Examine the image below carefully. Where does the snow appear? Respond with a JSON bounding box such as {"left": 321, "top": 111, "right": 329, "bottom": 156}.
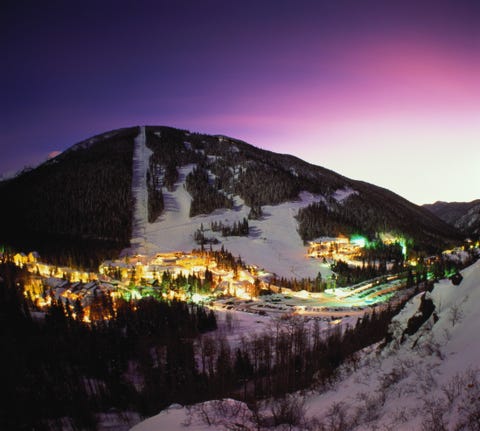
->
{"left": 133, "top": 161, "right": 331, "bottom": 279}
{"left": 332, "top": 187, "right": 358, "bottom": 203}
{"left": 218, "top": 192, "right": 333, "bottom": 279}
{"left": 143, "top": 164, "right": 195, "bottom": 252}
{"left": 122, "top": 153, "right": 383, "bottom": 280}
{"left": 125, "top": 126, "right": 153, "bottom": 255}
{"left": 300, "top": 259, "right": 480, "bottom": 430}
{"left": 131, "top": 405, "right": 195, "bottom": 431}
{"left": 69, "top": 131, "right": 120, "bottom": 152}
{"left": 131, "top": 400, "right": 254, "bottom": 431}
{"left": 132, "top": 260, "right": 480, "bottom": 431}
{"left": 203, "top": 308, "right": 274, "bottom": 353}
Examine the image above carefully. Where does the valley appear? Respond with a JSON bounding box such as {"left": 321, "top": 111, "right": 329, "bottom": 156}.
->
{"left": 0, "top": 126, "right": 477, "bottom": 431}
{"left": 4, "top": 0, "right": 479, "bottom": 428}
{"left": 7, "top": 230, "right": 473, "bottom": 325}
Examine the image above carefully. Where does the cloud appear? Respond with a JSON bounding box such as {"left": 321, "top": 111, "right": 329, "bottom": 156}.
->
{"left": 47, "top": 150, "right": 62, "bottom": 159}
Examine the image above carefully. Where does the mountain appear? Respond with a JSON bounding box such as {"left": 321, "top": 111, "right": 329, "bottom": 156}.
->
{"left": 455, "top": 203, "right": 480, "bottom": 237}
{"left": 0, "top": 126, "right": 462, "bottom": 273}
{"left": 423, "top": 200, "right": 480, "bottom": 238}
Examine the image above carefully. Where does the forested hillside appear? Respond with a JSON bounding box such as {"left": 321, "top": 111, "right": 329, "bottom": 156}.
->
{"left": 144, "top": 126, "right": 461, "bottom": 251}
{"left": 0, "top": 127, "right": 137, "bottom": 268}
{"left": 423, "top": 199, "right": 480, "bottom": 225}
{"left": 298, "top": 185, "right": 461, "bottom": 252}
{"left": 423, "top": 199, "right": 480, "bottom": 238}
{"left": 0, "top": 125, "right": 463, "bottom": 268}
{"left": 144, "top": 126, "right": 350, "bottom": 218}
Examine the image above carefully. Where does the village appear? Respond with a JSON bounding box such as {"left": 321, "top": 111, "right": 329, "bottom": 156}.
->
{"left": 3, "top": 235, "right": 475, "bottom": 323}
{"left": 7, "top": 249, "right": 262, "bottom": 321}
{"left": 306, "top": 233, "right": 408, "bottom": 264}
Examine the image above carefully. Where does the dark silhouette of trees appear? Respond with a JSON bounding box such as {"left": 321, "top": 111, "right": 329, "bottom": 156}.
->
{"left": 0, "top": 262, "right": 218, "bottom": 429}
{"left": 297, "top": 193, "right": 459, "bottom": 253}
{"left": 210, "top": 218, "right": 249, "bottom": 236}
{"left": 186, "top": 166, "right": 233, "bottom": 216}
{"left": 0, "top": 127, "right": 137, "bottom": 269}
{"left": 248, "top": 203, "right": 263, "bottom": 220}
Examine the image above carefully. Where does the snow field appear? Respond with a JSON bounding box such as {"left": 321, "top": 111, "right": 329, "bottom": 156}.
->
{"left": 127, "top": 126, "right": 153, "bottom": 256}
{"left": 142, "top": 171, "right": 332, "bottom": 279}
{"left": 301, "top": 260, "right": 480, "bottom": 430}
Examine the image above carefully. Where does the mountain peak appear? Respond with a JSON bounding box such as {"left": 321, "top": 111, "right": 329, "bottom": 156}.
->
{"left": 0, "top": 125, "right": 463, "bottom": 271}
{"left": 423, "top": 199, "right": 480, "bottom": 236}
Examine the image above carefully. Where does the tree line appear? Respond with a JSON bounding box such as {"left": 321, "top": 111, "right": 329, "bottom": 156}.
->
{"left": 297, "top": 194, "right": 459, "bottom": 253}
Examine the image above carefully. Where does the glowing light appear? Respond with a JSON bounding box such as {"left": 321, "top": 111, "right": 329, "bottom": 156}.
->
{"left": 130, "top": 289, "right": 142, "bottom": 300}
{"left": 295, "top": 305, "right": 306, "bottom": 314}
{"left": 294, "top": 290, "right": 310, "bottom": 299}
{"left": 191, "top": 293, "right": 206, "bottom": 303}
{"left": 350, "top": 235, "right": 367, "bottom": 248}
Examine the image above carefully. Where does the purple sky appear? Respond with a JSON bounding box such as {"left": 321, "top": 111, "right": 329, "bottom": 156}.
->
{"left": 2, "top": 0, "right": 479, "bottom": 204}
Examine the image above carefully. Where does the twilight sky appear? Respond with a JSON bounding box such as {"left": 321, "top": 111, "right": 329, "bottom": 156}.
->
{"left": 2, "top": 0, "right": 479, "bottom": 205}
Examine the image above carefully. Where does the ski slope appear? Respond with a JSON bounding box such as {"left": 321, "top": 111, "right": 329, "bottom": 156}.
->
{"left": 128, "top": 126, "right": 153, "bottom": 255}
{"left": 130, "top": 157, "right": 331, "bottom": 279}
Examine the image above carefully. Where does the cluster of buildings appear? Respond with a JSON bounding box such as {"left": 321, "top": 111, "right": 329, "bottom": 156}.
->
{"left": 99, "top": 252, "right": 257, "bottom": 299}
{"left": 11, "top": 251, "right": 96, "bottom": 282}
{"left": 99, "top": 252, "right": 212, "bottom": 282}
{"left": 307, "top": 233, "right": 409, "bottom": 265}
{"left": 38, "top": 278, "right": 119, "bottom": 321}
{"left": 10, "top": 250, "right": 261, "bottom": 321}
{"left": 307, "top": 236, "right": 365, "bottom": 263}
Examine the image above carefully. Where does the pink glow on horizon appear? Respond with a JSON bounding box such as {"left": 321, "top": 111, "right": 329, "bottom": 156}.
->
{"left": 228, "top": 37, "right": 480, "bottom": 118}
{"left": 3, "top": 1, "right": 479, "bottom": 205}
{"left": 169, "top": 34, "right": 480, "bottom": 205}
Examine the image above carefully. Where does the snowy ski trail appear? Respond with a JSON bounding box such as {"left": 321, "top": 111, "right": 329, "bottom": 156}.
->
{"left": 128, "top": 126, "right": 152, "bottom": 255}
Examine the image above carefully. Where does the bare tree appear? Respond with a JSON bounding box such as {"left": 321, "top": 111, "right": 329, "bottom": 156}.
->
{"left": 325, "top": 401, "right": 349, "bottom": 431}
{"left": 189, "top": 399, "right": 254, "bottom": 430}
{"left": 199, "top": 335, "right": 217, "bottom": 379}
{"left": 269, "top": 394, "right": 307, "bottom": 429}
{"left": 448, "top": 304, "right": 464, "bottom": 327}
{"left": 421, "top": 397, "right": 448, "bottom": 431}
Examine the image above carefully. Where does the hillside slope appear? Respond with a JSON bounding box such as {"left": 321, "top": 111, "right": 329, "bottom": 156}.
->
{"left": 131, "top": 259, "right": 480, "bottom": 431}
{"left": 424, "top": 199, "right": 480, "bottom": 238}
{"left": 0, "top": 127, "right": 138, "bottom": 267}
{"left": 455, "top": 202, "right": 480, "bottom": 237}
{"left": 300, "top": 258, "right": 480, "bottom": 430}
{"left": 133, "top": 126, "right": 461, "bottom": 270}
{"left": 0, "top": 126, "right": 462, "bottom": 271}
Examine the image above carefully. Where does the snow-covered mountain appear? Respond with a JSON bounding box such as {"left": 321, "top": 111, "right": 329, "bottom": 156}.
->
{"left": 424, "top": 200, "right": 480, "bottom": 238}
{"left": 455, "top": 203, "right": 480, "bottom": 237}
{"left": 132, "top": 259, "right": 480, "bottom": 431}
{"left": 0, "top": 126, "right": 462, "bottom": 273}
